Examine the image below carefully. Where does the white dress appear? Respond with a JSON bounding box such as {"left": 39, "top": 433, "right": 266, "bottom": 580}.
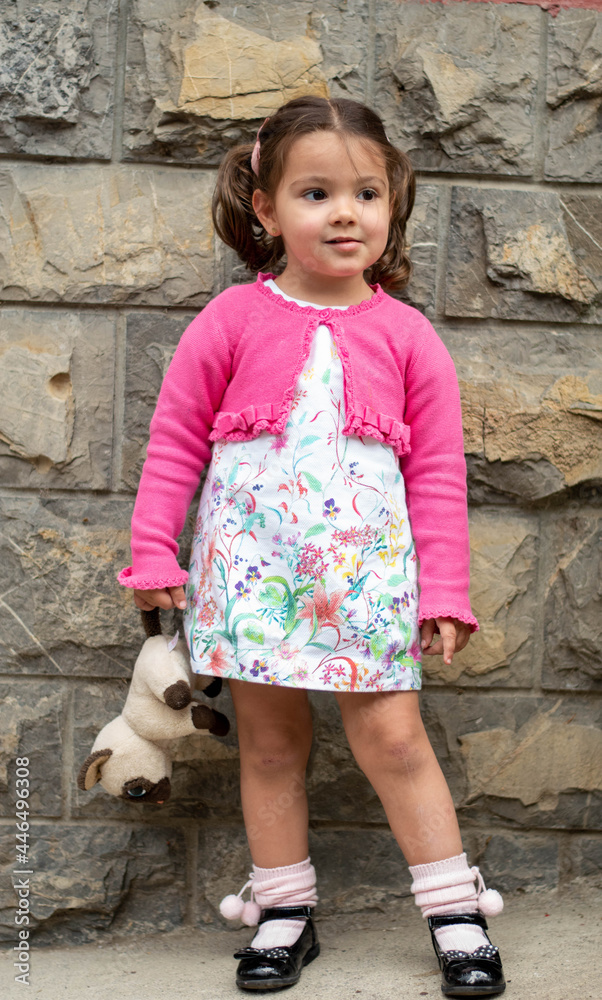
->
{"left": 183, "top": 281, "right": 421, "bottom": 692}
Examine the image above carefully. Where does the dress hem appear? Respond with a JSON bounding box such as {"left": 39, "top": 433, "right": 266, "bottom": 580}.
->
{"left": 189, "top": 663, "right": 422, "bottom": 694}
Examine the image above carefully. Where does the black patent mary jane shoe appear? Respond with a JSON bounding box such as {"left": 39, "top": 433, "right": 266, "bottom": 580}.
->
{"left": 428, "top": 913, "right": 506, "bottom": 997}
{"left": 234, "top": 905, "right": 320, "bottom": 991}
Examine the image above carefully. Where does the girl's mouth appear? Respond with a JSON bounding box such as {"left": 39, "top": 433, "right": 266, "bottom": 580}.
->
{"left": 326, "top": 237, "right": 362, "bottom": 250}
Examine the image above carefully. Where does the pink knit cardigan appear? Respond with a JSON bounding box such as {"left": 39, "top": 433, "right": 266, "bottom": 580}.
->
{"left": 118, "top": 273, "right": 479, "bottom": 632}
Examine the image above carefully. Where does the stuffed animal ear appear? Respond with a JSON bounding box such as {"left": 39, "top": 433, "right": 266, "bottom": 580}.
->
{"left": 77, "top": 748, "right": 113, "bottom": 791}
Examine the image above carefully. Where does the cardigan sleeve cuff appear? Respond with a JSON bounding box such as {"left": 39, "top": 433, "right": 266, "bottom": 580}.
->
{"left": 418, "top": 608, "right": 480, "bottom": 634}
{"left": 117, "top": 566, "right": 190, "bottom": 590}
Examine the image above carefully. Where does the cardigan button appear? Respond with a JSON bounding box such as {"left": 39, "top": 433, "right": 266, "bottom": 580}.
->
{"left": 319, "top": 309, "right": 333, "bottom": 321}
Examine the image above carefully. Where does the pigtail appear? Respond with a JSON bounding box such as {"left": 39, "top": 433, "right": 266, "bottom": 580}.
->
{"left": 212, "top": 144, "right": 284, "bottom": 272}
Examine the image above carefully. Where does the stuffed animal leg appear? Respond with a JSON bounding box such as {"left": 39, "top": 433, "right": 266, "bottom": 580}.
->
{"left": 77, "top": 609, "right": 229, "bottom": 804}
{"left": 125, "top": 633, "right": 228, "bottom": 741}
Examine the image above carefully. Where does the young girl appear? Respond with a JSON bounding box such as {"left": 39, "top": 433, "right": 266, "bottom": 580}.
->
{"left": 118, "top": 96, "right": 505, "bottom": 996}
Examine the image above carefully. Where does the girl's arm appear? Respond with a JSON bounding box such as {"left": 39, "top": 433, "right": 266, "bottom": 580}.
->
{"left": 118, "top": 303, "right": 231, "bottom": 592}
{"left": 399, "top": 321, "right": 479, "bottom": 636}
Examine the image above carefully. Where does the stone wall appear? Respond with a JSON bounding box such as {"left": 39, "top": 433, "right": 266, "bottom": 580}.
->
{"left": 1, "top": 0, "right": 601, "bottom": 945}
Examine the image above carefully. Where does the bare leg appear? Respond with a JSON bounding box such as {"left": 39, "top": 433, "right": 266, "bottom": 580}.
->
{"left": 334, "top": 690, "right": 463, "bottom": 865}
{"left": 334, "top": 690, "right": 503, "bottom": 975}
{"left": 230, "top": 679, "right": 313, "bottom": 867}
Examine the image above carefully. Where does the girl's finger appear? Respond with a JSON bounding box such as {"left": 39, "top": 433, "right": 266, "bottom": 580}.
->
{"left": 423, "top": 638, "right": 444, "bottom": 657}
{"left": 133, "top": 588, "right": 173, "bottom": 611}
{"left": 420, "top": 618, "right": 436, "bottom": 650}
{"left": 153, "top": 592, "right": 177, "bottom": 610}
{"left": 168, "top": 586, "right": 188, "bottom": 610}
{"left": 438, "top": 621, "right": 457, "bottom": 665}
{"left": 133, "top": 594, "right": 154, "bottom": 611}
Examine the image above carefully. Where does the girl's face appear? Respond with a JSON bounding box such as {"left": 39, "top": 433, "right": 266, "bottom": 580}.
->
{"left": 253, "top": 131, "right": 391, "bottom": 303}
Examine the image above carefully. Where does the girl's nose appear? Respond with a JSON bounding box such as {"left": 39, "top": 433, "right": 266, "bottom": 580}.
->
{"left": 329, "top": 197, "right": 357, "bottom": 225}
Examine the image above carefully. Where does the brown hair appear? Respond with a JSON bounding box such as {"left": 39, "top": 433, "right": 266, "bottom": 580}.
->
{"left": 212, "top": 96, "right": 415, "bottom": 291}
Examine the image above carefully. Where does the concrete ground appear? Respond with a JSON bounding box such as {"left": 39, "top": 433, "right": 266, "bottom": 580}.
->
{"left": 1, "top": 886, "right": 599, "bottom": 1000}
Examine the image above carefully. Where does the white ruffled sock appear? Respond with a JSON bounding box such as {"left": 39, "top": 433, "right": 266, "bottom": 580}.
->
{"left": 409, "top": 853, "right": 503, "bottom": 955}
{"left": 219, "top": 857, "right": 317, "bottom": 950}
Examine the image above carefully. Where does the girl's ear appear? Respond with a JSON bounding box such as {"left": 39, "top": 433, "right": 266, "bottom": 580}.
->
{"left": 252, "top": 189, "right": 279, "bottom": 237}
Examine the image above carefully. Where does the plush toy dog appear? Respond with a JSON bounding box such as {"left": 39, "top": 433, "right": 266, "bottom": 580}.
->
{"left": 77, "top": 608, "right": 229, "bottom": 804}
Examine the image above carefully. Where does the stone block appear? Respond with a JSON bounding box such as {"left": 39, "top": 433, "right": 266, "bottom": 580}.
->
{"left": 308, "top": 827, "right": 410, "bottom": 917}
{"left": 204, "top": 1, "right": 370, "bottom": 104}
{"left": 546, "top": 10, "right": 602, "bottom": 183}
{"left": 0, "top": 310, "right": 114, "bottom": 489}
{"left": 0, "top": 164, "right": 214, "bottom": 307}
{"left": 73, "top": 679, "right": 239, "bottom": 820}
{"left": 0, "top": 0, "right": 117, "bottom": 159}
{"left": 195, "top": 823, "right": 251, "bottom": 927}
{"left": 121, "top": 311, "right": 197, "bottom": 492}
{"left": 423, "top": 510, "right": 538, "bottom": 687}
{"left": 0, "top": 683, "right": 63, "bottom": 818}
{"left": 124, "top": 0, "right": 335, "bottom": 164}
{"left": 197, "top": 823, "right": 408, "bottom": 926}
{"left": 0, "top": 495, "right": 155, "bottom": 676}
{"left": 446, "top": 188, "right": 602, "bottom": 324}
{"left": 543, "top": 510, "right": 602, "bottom": 691}
{"left": 441, "top": 326, "right": 602, "bottom": 502}
{"left": 477, "top": 832, "right": 559, "bottom": 893}
{"left": 563, "top": 836, "right": 602, "bottom": 887}
{"left": 0, "top": 823, "right": 187, "bottom": 944}
{"left": 308, "top": 691, "right": 385, "bottom": 824}
{"left": 307, "top": 0, "right": 371, "bottom": 103}
{"left": 421, "top": 691, "right": 602, "bottom": 832}
{"left": 398, "top": 184, "right": 439, "bottom": 318}
{"left": 375, "top": 2, "right": 540, "bottom": 175}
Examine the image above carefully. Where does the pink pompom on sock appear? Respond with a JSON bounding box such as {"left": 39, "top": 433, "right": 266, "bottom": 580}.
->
{"left": 409, "top": 853, "right": 503, "bottom": 955}
{"left": 219, "top": 857, "right": 317, "bottom": 949}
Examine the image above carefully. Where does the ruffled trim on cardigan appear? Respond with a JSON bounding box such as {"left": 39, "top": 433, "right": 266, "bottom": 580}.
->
{"left": 418, "top": 609, "right": 480, "bottom": 634}
{"left": 346, "top": 405, "right": 411, "bottom": 458}
{"left": 255, "top": 272, "right": 385, "bottom": 316}
{"left": 209, "top": 403, "right": 283, "bottom": 442}
{"left": 117, "top": 566, "right": 189, "bottom": 590}
{"left": 210, "top": 401, "right": 412, "bottom": 458}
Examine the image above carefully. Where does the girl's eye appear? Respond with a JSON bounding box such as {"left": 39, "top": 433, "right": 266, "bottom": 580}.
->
{"left": 358, "top": 189, "right": 377, "bottom": 201}
{"left": 304, "top": 190, "right": 327, "bottom": 202}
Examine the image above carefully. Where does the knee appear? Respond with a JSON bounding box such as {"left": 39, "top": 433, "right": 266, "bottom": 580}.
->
{"left": 368, "top": 721, "right": 431, "bottom": 776}
{"left": 240, "top": 723, "right": 311, "bottom": 775}
{"left": 382, "top": 737, "right": 426, "bottom": 774}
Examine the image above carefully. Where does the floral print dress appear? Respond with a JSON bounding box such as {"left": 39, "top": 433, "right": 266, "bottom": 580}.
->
{"left": 184, "top": 281, "right": 421, "bottom": 692}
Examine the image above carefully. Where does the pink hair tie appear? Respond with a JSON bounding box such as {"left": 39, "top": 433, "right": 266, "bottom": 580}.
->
{"left": 250, "top": 117, "right": 269, "bottom": 176}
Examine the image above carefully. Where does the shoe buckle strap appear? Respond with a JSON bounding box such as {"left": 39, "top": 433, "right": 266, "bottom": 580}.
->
{"left": 259, "top": 904, "right": 312, "bottom": 923}
{"left": 428, "top": 912, "right": 489, "bottom": 931}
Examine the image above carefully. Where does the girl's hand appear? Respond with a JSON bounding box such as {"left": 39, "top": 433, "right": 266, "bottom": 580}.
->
{"left": 421, "top": 617, "right": 471, "bottom": 666}
{"left": 133, "top": 587, "right": 187, "bottom": 611}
